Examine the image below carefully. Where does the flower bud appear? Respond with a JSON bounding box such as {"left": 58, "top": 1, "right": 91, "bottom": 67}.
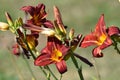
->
{"left": 69, "top": 28, "right": 74, "bottom": 40}
{"left": 54, "top": 6, "right": 66, "bottom": 34}
{"left": 12, "top": 43, "right": 20, "bottom": 56}
{"left": 41, "top": 28, "right": 55, "bottom": 36}
{"left": 5, "top": 12, "right": 13, "bottom": 26}
{"left": 0, "top": 22, "right": 9, "bottom": 31}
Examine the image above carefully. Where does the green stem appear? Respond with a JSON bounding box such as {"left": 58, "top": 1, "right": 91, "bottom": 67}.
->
{"left": 70, "top": 52, "right": 84, "bottom": 80}
{"left": 10, "top": 53, "right": 25, "bottom": 80}
{"left": 23, "top": 30, "right": 36, "bottom": 59}
{"left": 23, "top": 29, "right": 59, "bottom": 80}
{"left": 60, "top": 74, "right": 62, "bottom": 80}
{"left": 23, "top": 30, "right": 48, "bottom": 78}
{"left": 24, "top": 58, "right": 37, "bottom": 80}
{"left": 47, "top": 71, "right": 50, "bottom": 80}
{"left": 23, "top": 30, "right": 58, "bottom": 80}
{"left": 92, "top": 57, "right": 101, "bottom": 80}
{"left": 112, "top": 38, "right": 120, "bottom": 54}
{"left": 25, "top": 39, "right": 48, "bottom": 78}
{"left": 46, "top": 66, "right": 58, "bottom": 80}
{"left": 38, "top": 66, "right": 48, "bottom": 77}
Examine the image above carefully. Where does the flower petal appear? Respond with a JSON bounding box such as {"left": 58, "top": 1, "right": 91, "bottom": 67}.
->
{"left": 92, "top": 47, "right": 103, "bottom": 58}
{"left": 21, "top": 6, "right": 35, "bottom": 16}
{"left": 23, "top": 23, "right": 54, "bottom": 36}
{"left": 80, "top": 14, "right": 107, "bottom": 48}
{"left": 43, "top": 20, "right": 54, "bottom": 28}
{"left": 95, "top": 14, "right": 106, "bottom": 36}
{"left": 80, "top": 33, "right": 98, "bottom": 48}
{"left": 107, "top": 26, "right": 120, "bottom": 36}
{"left": 23, "top": 24, "right": 44, "bottom": 32}
{"left": 34, "top": 53, "right": 53, "bottom": 66}
{"left": 55, "top": 60, "right": 67, "bottom": 74}
{"left": 59, "top": 45, "right": 69, "bottom": 56}
{"left": 36, "top": 3, "right": 45, "bottom": 15}
{"left": 99, "top": 37, "right": 112, "bottom": 50}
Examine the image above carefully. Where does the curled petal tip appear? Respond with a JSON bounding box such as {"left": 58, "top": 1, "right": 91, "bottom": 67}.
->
{"left": 5, "top": 12, "right": 13, "bottom": 26}
{"left": 56, "top": 60, "right": 67, "bottom": 74}
{"left": 92, "top": 48, "right": 103, "bottom": 58}
{"left": 107, "top": 26, "right": 120, "bottom": 36}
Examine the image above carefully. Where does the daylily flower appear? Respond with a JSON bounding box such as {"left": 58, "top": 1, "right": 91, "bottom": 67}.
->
{"left": 80, "top": 14, "right": 112, "bottom": 57}
{"left": 34, "top": 37, "right": 69, "bottom": 74}
{"left": 21, "top": 3, "right": 53, "bottom": 28}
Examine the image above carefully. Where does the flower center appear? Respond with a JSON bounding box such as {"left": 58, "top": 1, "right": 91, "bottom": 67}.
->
{"left": 26, "top": 35, "right": 36, "bottom": 50}
{"left": 51, "top": 49, "right": 62, "bottom": 62}
{"left": 97, "top": 34, "right": 107, "bottom": 45}
{"left": 31, "top": 14, "right": 42, "bottom": 26}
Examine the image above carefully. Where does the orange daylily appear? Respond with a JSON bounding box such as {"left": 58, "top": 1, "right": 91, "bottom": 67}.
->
{"left": 80, "top": 14, "right": 112, "bottom": 57}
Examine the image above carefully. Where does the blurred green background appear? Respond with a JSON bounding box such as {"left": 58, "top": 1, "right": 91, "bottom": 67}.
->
{"left": 0, "top": 0, "right": 120, "bottom": 80}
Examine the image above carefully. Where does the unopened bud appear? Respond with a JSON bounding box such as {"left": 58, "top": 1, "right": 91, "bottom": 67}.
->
{"left": 69, "top": 28, "right": 74, "bottom": 40}
{"left": 41, "top": 28, "right": 55, "bottom": 36}
{"left": 5, "top": 12, "right": 13, "bottom": 26}
{"left": 12, "top": 43, "right": 20, "bottom": 56}
{"left": 18, "top": 17, "right": 23, "bottom": 25}
{"left": 0, "top": 22, "right": 9, "bottom": 31}
{"left": 54, "top": 6, "right": 66, "bottom": 34}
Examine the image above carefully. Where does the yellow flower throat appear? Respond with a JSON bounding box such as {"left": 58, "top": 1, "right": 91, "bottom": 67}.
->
{"left": 97, "top": 34, "right": 107, "bottom": 45}
{"left": 51, "top": 49, "right": 63, "bottom": 62}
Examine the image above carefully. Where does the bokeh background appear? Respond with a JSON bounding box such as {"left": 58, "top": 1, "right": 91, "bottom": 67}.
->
{"left": 0, "top": 0, "right": 120, "bottom": 80}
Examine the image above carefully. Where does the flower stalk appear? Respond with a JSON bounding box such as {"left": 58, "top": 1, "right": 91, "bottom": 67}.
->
{"left": 70, "top": 51, "right": 84, "bottom": 80}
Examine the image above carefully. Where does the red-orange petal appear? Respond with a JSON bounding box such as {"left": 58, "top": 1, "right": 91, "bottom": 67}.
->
{"left": 34, "top": 53, "right": 53, "bottom": 66}
{"left": 107, "top": 26, "right": 120, "bottom": 36}
{"left": 55, "top": 60, "right": 67, "bottom": 74}
{"left": 92, "top": 47, "right": 103, "bottom": 58}
{"left": 80, "top": 14, "right": 107, "bottom": 48}
{"left": 21, "top": 6, "right": 35, "bottom": 16}
{"left": 99, "top": 37, "right": 112, "bottom": 50}
{"left": 94, "top": 14, "right": 106, "bottom": 36}
{"left": 80, "top": 33, "right": 97, "bottom": 48}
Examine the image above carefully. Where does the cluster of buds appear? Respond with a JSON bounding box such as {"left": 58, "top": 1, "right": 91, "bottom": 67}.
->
{"left": 0, "top": 3, "right": 120, "bottom": 79}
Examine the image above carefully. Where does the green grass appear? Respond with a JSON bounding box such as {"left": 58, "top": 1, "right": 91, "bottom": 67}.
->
{"left": 0, "top": 0, "right": 120, "bottom": 80}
